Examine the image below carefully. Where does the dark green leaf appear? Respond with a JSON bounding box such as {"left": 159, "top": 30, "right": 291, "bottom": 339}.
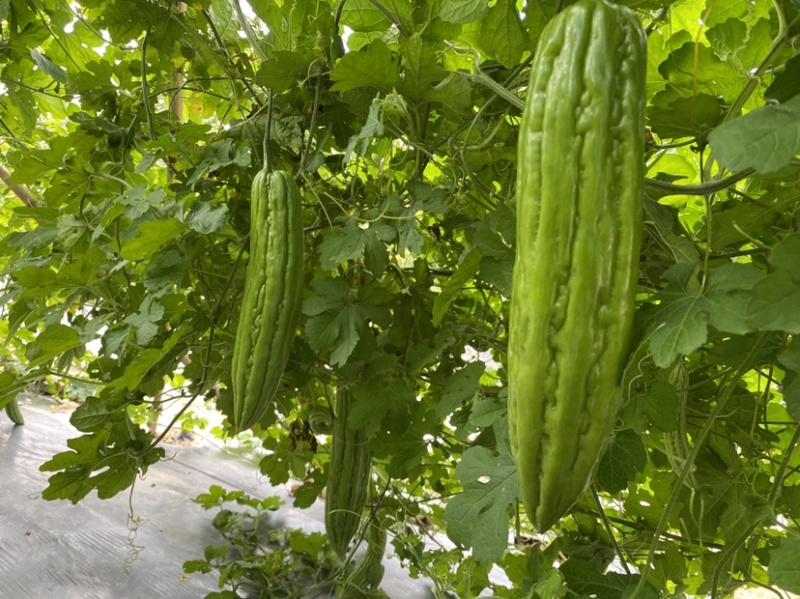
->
{"left": 433, "top": 248, "right": 482, "bottom": 326}
{"left": 765, "top": 54, "right": 800, "bottom": 102}
{"left": 647, "top": 94, "right": 722, "bottom": 140}
{"left": 596, "top": 430, "right": 648, "bottom": 494}
{"left": 709, "top": 95, "right": 800, "bottom": 174}
{"left": 649, "top": 263, "right": 762, "bottom": 367}
{"left": 436, "top": 361, "right": 485, "bottom": 418}
{"left": 769, "top": 537, "right": 800, "bottom": 591}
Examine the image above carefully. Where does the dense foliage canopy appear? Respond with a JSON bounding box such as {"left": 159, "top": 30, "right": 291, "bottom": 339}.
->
{"left": 2, "top": 0, "right": 800, "bottom": 597}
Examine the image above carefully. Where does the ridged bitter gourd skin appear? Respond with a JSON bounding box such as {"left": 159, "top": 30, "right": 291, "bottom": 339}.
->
{"left": 231, "top": 169, "right": 304, "bottom": 432}
{"left": 5, "top": 397, "right": 24, "bottom": 425}
{"left": 325, "top": 387, "right": 372, "bottom": 557}
{"left": 508, "top": 0, "right": 646, "bottom": 532}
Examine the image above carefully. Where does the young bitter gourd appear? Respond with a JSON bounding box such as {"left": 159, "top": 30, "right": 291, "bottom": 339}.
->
{"left": 325, "top": 386, "right": 372, "bottom": 557}
{"left": 231, "top": 169, "right": 304, "bottom": 432}
{"left": 5, "top": 397, "right": 24, "bottom": 425}
{"left": 508, "top": 0, "right": 646, "bottom": 532}
{"left": 337, "top": 517, "right": 387, "bottom": 599}
{"left": 308, "top": 404, "right": 335, "bottom": 435}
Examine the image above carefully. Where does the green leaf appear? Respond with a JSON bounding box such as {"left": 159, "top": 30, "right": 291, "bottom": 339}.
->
{"left": 330, "top": 40, "right": 400, "bottom": 93}
{"left": 475, "top": 218, "right": 514, "bottom": 295}
{"left": 303, "top": 278, "right": 390, "bottom": 366}
{"left": 708, "top": 95, "right": 800, "bottom": 174}
{"left": 747, "top": 235, "right": 800, "bottom": 333}
{"left": 596, "top": 430, "right": 647, "bottom": 494}
{"left": 748, "top": 271, "right": 800, "bottom": 333}
{"left": 350, "top": 366, "right": 416, "bottom": 438}
{"left": 649, "top": 263, "right": 763, "bottom": 367}
{"left": 436, "top": 361, "right": 485, "bottom": 418}
{"left": 642, "top": 380, "right": 680, "bottom": 433}
{"left": 30, "top": 50, "right": 67, "bottom": 83}
{"left": 70, "top": 395, "right": 124, "bottom": 432}
{"left": 433, "top": 247, "right": 482, "bottom": 326}
{"left": 372, "top": 422, "right": 430, "bottom": 478}
{"left": 706, "top": 192, "right": 780, "bottom": 251}
{"left": 779, "top": 339, "right": 800, "bottom": 420}
{"left": 344, "top": 95, "right": 385, "bottom": 161}
{"left": 186, "top": 138, "right": 250, "bottom": 184}
{"left": 467, "top": 396, "right": 506, "bottom": 429}
{"left": 187, "top": 202, "right": 229, "bottom": 235}
{"left": 444, "top": 445, "right": 518, "bottom": 563}
{"left": 319, "top": 218, "right": 395, "bottom": 274}
{"left": 480, "top": 0, "right": 525, "bottom": 68}
{"left": 255, "top": 51, "right": 314, "bottom": 92}
{"left": 107, "top": 328, "right": 184, "bottom": 392}
{"left": 119, "top": 218, "right": 185, "bottom": 261}
{"left": 765, "top": 54, "right": 800, "bottom": 103}
{"left": 339, "top": 0, "right": 392, "bottom": 31}
{"left": 123, "top": 295, "right": 164, "bottom": 345}
{"left": 769, "top": 538, "right": 800, "bottom": 593}
{"left": 439, "top": 0, "right": 487, "bottom": 24}
{"left": 560, "top": 560, "right": 652, "bottom": 599}
{"left": 647, "top": 94, "right": 722, "bottom": 140}
{"left": 426, "top": 72, "right": 473, "bottom": 114}
{"left": 399, "top": 34, "right": 446, "bottom": 102}
{"left": 39, "top": 422, "right": 164, "bottom": 503}
{"left": 25, "top": 323, "right": 82, "bottom": 367}
{"left": 657, "top": 42, "right": 742, "bottom": 102}
{"left": 768, "top": 234, "right": 800, "bottom": 271}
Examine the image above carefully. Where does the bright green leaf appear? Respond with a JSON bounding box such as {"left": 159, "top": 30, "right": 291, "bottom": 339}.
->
{"left": 119, "top": 218, "right": 185, "bottom": 262}
{"left": 439, "top": 0, "right": 487, "bottom": 24}
{"left": 480, "top": 0, "right": 525, "bottom": 68}
{"left": 30, "top": 50, "right": 67, "bottom": 83}
{"left": 330, "top": 40, "right": 400, "bottom": 93}
{"left": 444, "top": 445, "right": 518, "bottom": 563}
{"left": 25, "top": 323, "right": 82, "bottom": 367}
{"left": 339, "top": 0, "right": 392, "bottom": 31}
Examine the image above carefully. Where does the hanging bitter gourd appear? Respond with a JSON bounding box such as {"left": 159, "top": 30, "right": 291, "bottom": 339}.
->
{"left": 337, "top": 516, "right": 387, "bottom": 599}
{"left": 5, "top": 397, "right": 24, "bottom": 425}
{"left": 508, "top": 0, "right": 646, "bottom": 532}
{"left": 231, "top": 169, "right": 304, "bottom": 432}
{"left": 325, "top": 386, "right": 372, "bottom": 557}
{"left": 308, "top": 404, "right": 335, "bottom": 435}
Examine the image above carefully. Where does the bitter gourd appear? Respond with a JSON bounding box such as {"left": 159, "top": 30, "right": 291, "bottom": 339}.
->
{"left": 508, "top": 0, "right": 646, "bottom": 532}
{"left": 231, "top": 169, "right": 304, "bottom": 432}
{"left": 308, "top": 404, "right": 335, "bottom": 435}
{"left": 325, "top": 386, "right": 372, "bottom": 557}
{"left": 337, "top": 517, "right": 387, "bottom": 599}
{"left": 5, "top": 397, "right": 24, "bottom": 425}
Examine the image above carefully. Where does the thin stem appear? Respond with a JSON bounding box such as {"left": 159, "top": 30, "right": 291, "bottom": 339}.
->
{"left": 140, "top": 32, "right": 157, "bottom": 141}
{"left": 644, "top": 169, "right": 754, "bottom": 196}
{"left": 628, "top": 333, "right": 769, "bottom": 598}
{"left": 263, "top": 89, "right": 274, "bottom": 171}
{"left": 592, "top": 486, "right": 632, "bottom": 575}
